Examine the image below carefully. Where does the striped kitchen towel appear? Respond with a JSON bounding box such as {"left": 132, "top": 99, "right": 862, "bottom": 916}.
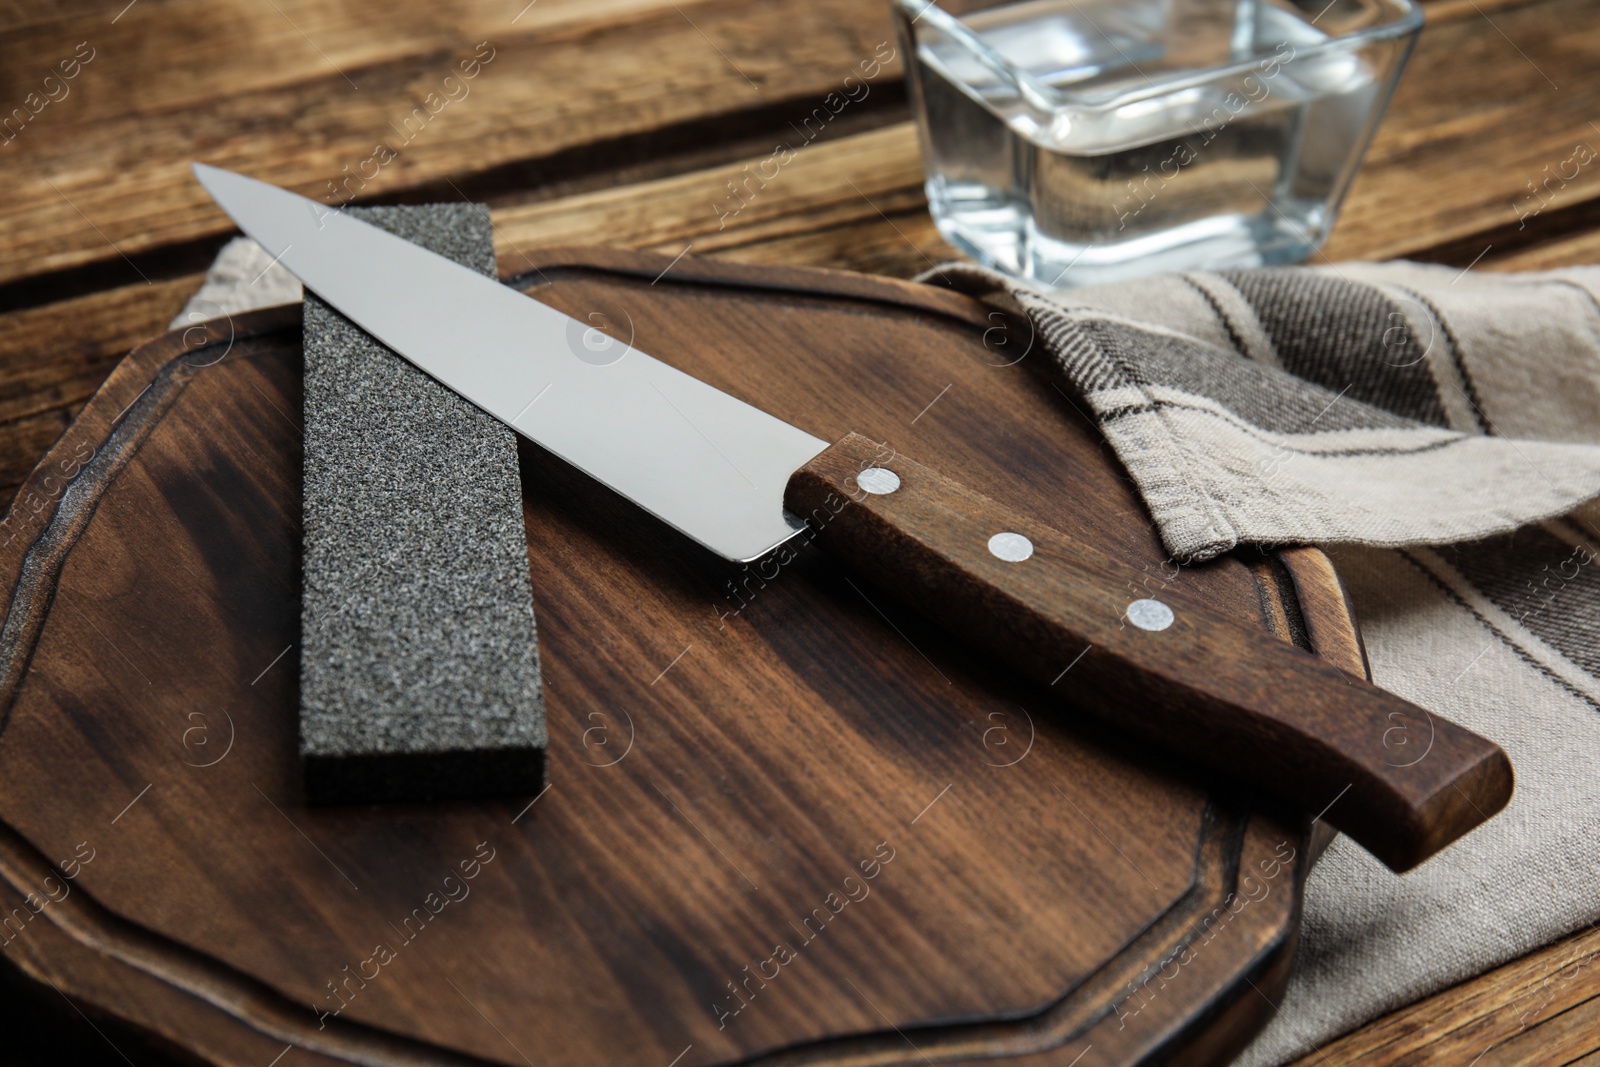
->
{"left": 926, "top": 260, "right": 1600, "bottom": 1066}
{"left": 932, "top": 260, "right": 1600, "bottom": 563}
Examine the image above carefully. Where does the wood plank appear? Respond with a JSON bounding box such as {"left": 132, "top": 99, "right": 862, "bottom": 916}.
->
{"left": 1324, "top": 0, "right": 1600, "bottom": 261}
{"left": 1289, "top": 925, "right": 1600, "bottom": 1066}
{"left": 1416, "top": 0, "right": 1560, "bottom": 23}
{"left": 1481, "top": 223, "right": 1600, "bottom": 272}
{"left": 1488, "top": 993, "right": 1600, "bottom": 1066}
{"left": 1, "top": 0, "right": 698, "bottom": 107}
{"left": 492, "top": 124, "right": 938, "bottom": 273}
{"left": 712, "top": 210, "right": 957, "bottom": 280}
{"left": 0, "top": 0, "right": 904, "bottom": 289}
{"left": 10, "top": 0, "right": 1598, "bottom": 300}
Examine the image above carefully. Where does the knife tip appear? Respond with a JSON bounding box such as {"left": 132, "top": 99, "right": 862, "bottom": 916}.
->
{"left": 192, "top": 162, "right": 253, "bottom": 200}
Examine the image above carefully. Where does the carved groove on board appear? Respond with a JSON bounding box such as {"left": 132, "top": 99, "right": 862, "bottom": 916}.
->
{"left": 504, "top": 247, "right": 999, "bottom": 331}
{"left": 0, "top": 325, "right": 285, "bottom": 736}
{"left": 0, "top": 305, "right": 1275, "bottom": 1067}
{"left": 0, "top": 818, "right": 494, "bottom": 1067}
{"left": 752, "top": 804, "right": 1256, "bottom": 1066}
{"left": 0, "top": 778, "right": 1251, "bottom": 1067}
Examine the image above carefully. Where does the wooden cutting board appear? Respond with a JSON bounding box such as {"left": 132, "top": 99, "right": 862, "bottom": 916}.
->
{"left": 0, "top": 249, "right": 1360, "bottom": 1067}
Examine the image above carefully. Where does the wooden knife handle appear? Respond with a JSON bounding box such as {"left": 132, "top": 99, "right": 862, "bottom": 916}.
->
{"left": 784, "top": 433, "right": 1514, "bottom": 872}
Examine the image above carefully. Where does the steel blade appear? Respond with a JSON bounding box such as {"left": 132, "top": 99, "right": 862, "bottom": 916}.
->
{"left": 193, "top": 164, "right": 827, "bottom": 562}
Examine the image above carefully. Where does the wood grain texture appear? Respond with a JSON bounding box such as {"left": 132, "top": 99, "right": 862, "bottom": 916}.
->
{"left": 0, "top": 0, "right": 906, "bottom": 288}
{"left": 0, "top": 250, "right": 1358, "bottom": 1067}
{"left": 1482, "top": 222, "right": 1600, "bottom": 273}
{"left": 0, "top": 0, "right": 1595, "bottom": 1059}
{"left": 1321, "top": 0, "right": 1600, "bottom": 262}
{"left": 1286, "top": 924, "right": 1600, "bottom": 1066}
{"left": 8, "top": 0, "right": 1600, "bottom": 298}
{"left": 490, "top": 125, "right": 935, "bottom": 275}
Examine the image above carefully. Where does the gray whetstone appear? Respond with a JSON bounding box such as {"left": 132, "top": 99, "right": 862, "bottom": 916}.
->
{"left": 300, "top": 204, "right": 546, "bottom": 804}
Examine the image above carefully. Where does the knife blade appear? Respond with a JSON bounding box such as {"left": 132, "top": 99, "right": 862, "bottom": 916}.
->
{"left": 193, "top": 163, "right": 1513, "bottom": 871}
{"left": 192, "top": 164, "right": 824, "bottom": 564}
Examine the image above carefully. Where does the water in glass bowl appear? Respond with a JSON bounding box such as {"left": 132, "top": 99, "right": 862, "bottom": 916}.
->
{"left": 902, "top": 0, "right": 1417, "bottom": 285}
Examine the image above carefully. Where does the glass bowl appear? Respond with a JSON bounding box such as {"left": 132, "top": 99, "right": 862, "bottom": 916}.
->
{"left": 894, "top": 0, "right": 1424, "bottom": 286}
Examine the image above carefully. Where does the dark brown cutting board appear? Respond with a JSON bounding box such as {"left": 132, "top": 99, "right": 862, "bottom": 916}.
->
{"left": 0, "top": 249, "right": 1361, "bottom": 1067}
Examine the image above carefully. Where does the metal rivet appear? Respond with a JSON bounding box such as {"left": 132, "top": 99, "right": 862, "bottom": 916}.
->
{"left": 1127, "top": 598, "right": 1175, "bottom": 632}
{"left": 987, "top": 531, "right": 1034, "bottom": 562}
{"left": 857, "top": 467, "right": 901, "bottom": 495}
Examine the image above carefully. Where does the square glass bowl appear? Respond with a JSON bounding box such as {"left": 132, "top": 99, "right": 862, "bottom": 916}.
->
{"left": 894, "top": 0, "right": 1423, "bottom": 286}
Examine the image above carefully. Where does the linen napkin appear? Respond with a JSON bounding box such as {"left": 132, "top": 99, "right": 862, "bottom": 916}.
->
{"left": 922, "top": 260, "right": 1600, "bottom": 1065}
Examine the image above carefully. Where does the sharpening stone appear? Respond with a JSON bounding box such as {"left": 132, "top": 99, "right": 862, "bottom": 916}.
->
{"left": 299, "top": 203, "right": 546, "bottom": 805}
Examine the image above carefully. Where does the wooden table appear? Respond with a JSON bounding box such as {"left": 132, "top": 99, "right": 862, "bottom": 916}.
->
{"left": 0, "top": 1, "right": 1596, "bottom": 1064}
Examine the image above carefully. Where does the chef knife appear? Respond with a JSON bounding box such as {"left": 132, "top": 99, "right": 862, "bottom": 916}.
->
{"left": 193, "top": 163, "right": 1513, "bottom": 872}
